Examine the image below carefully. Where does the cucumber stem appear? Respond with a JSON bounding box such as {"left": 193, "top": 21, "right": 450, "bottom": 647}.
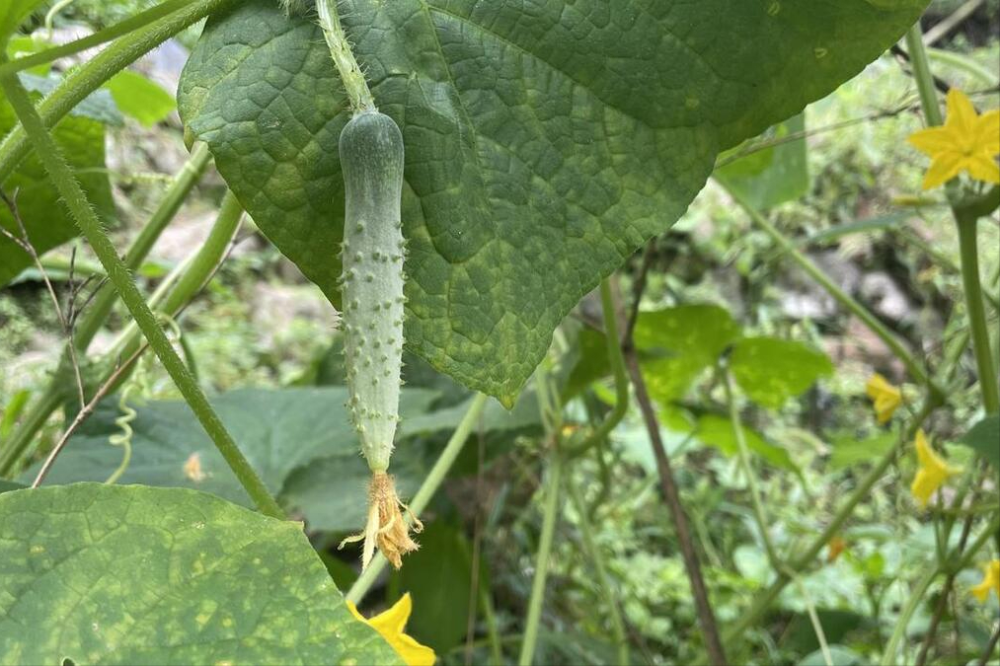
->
{"left": 316, "top": 0, "right": 375, "bottom": 114}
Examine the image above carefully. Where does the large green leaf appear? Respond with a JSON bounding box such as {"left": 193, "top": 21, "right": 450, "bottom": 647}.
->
{"left": 0, "top": 484, "right": 401, "bottom": 665}
{"left": 730, "top": 337, "right": 834, "bottom": 409}
{"left": 634, "top": 304, "right": 740, "bottom": 403}
{"left": 0, "top": 82, "right": 116, "bottom": 287}
{"left": 21, "top": 387, "right": 439, "bottom": 506}
{"left": 179, "top": 0, "right": 926, "bottom": 402}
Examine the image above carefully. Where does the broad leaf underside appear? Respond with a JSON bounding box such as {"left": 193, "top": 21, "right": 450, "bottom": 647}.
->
{"left": 179, "top": 0, "right": 926, "bottom": 403}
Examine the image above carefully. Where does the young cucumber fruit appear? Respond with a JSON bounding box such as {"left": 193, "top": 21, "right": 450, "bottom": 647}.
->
{"left": 340, "top": 110, "right": 406, "bottom": 474}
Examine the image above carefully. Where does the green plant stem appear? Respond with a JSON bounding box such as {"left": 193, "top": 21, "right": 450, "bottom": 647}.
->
{"left": 719, "top": 178, "right": 939, "bottom": 394}
{"left": 76, "top": 142, "right": 213, "bottom": 350}
{"left": 722, "top": 397, "right": 940, "bottom": 646}
{"left": 518, "top": 448, "right": 563, "bottom": 666}
{"left": 346, "top": 392, "right": 489, "bottom": 603}
{"left": 0, "top": 73, "right": 284, "bottom": 519}
{"left": 315, "top": 0, "right": 375, "bottom": 114}
{"left": 0, "top": 0, "right": 196, "bottom": 77}
{"left": 0, "top": 144, "right": 214, "bottom": 477}
{"left": 478, "top": 581, "right": 504, "bottom": 666}
{"left": 723, "top": 367, "right": 783, "bottom": 569}
{"left": 567, "top": 478, "right": 629, "bottom": 666}
{"left": 956, "top": 214, "right": 1000, "bottom": 413}
{"left": 0, "top": 0, "right": 237, "bottom": 185}
{"left": 905, "top": 26, "right": 944, "bottom": 127}
{"left": 566, "top": 279, "right": 629, "bottom": 459}
{"left": 905, "top": 22, "right": 1000, "bottom": 415}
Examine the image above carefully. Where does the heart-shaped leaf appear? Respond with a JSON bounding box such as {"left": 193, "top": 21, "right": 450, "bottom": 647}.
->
{"left": 179, "top": 0, "right": 926, "bottom": 402}
{"left": 0, "top": 483, "right": 401, "bottom": 665}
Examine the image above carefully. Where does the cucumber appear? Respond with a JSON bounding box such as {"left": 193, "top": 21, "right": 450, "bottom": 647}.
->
{"left": 340, "top": 111, "right": 406, "bottom": 474}
{"left": 338, "top": 110, "right": 419, "bottom": 570}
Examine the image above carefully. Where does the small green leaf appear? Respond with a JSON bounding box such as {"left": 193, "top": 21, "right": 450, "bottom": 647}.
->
{"left": 0, "top": 484, "right": 401, "bottom": 665}
{"left": 697, "top": 414, "right": 795, "bottom": 470}
{"left": 104, "top": 70, "right": 176, "bottom": 127}
{"left": 20, "top": 387, "right": 439, "bottom": 505}
{"left": 179, "top": 0, "right": 927, "bottom": 401}
{"left": 635, "top": 304, "right": 740, "bottom": 403}
{"left": 0, "top": 86, "right": 115, "bottom": 287}
{"left": 828, "top": 430, "right": 898, "bottom": 471}
{"left": 715, "top": 113, "right": 808, "bottom": 209}
{"left": 730, "top": 337, "right": 834, "bottom": 409}
{"left": 959, "top": 414, "right": 1000, "bottom": 473}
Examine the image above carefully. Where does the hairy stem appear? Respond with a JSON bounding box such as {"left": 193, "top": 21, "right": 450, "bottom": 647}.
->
{"left": 905, "top": 26, "right": 944, "bottom": 127}
{"left": 316, "top": 0, "right": 375, "bottom": 114}
{"left": 0, "top": 0, "right": 196, "bottom": 77}
{"left": 0, "top": 0, "right": 237, "bottom": 184}
{"left": 346, "top": 392, "right": 489, "bottom": 603}
{"left": 0, "top": 74, "right": 283, "bottom": 519}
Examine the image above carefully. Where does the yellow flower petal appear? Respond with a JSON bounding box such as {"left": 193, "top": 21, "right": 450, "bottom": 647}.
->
{"left": 964, "top": 154, "right": 1000, "bottom": 184}
{"left": 975, "top": 109, "right": 1000, "bottom": 154}
{"left": 908, "top": 89, "right": 999, "bottom": 189}
{"left": 910, "top": 429, "right": 960, "bottom": 509}
{"left": 908, "top": 126, "right": 955, "bottom": 155}
{"left": 971, "top": 560, "right": 1000, "bottom": 603}
{"left": 946, "top": 88, "right": 978, "bottom": 135}
{"left": 347, "top": 594, "right": 436, "bottom": 666}
{"left": 922, "top": 152, "right": 964, "bottom": 190}
{"left": 866, "top": 373, "right": 902, "bottom": 424}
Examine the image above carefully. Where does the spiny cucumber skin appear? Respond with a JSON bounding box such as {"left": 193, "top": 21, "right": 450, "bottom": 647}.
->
{"left": 339, "top": 111, "right": 405, "bottom": 473}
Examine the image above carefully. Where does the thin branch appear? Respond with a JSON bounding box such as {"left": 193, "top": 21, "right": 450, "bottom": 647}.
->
{"left": 0, "top": 188, "right": 86, "bottom": 408}
{"left": 624, "top": 241, "right": 657, "bottom": 346}
{"left": 924, "top": 0, "right": 985, "bottom": 46}
{"left": 978, "top": 624, "right": 1000, "bottom": 666}
{"left": 620, "top": 277, "right": 727, "bottom": 665}
{"left": 31, "top": 345, "right": 145, "bottom": 488}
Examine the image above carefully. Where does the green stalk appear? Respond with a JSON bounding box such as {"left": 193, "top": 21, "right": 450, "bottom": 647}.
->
{"left": 0, "top": 0, "right": 196, "bottom": 78}
{"left": 567, "top": 478, "right": 630, "bottom": 666}
{"left": 905, "top": 24, "right": 998, "bottom": 414}
{"left": 718, "top": 178, "right": 939, "bottom": 394}
{"left": 76, "top": 142, "right": 213, "bottom": 350}
{"left": 315, "top": 0, "right": 375, "bottom": 114}
{"left": 0, "top": 0, "right": 237, "bottom": 184}
{"left": 0, "top": 143, "right": 213, "bottom": 477}
{"left": 722, "top": 398, "right": 940, "bottom": 646}
{"left": 518, "top": 448, "right": 564, "bottom": 666}
{"left": 905, "top": 27, "right": 943, "bottom": 127}
{"left": 566, "top": 279, "right": 629, "bottom": 459}
{"left": 346, "top": 393, "right": 490, "bottom": 603}
{"left": 956, "top": 214, "right": 1000, "bottom": 413}
{"left": 723, "top": 368, "right": 783, "bottom": 569}
{"left": 0, "top": 73, "right": 284, "bottom": 519}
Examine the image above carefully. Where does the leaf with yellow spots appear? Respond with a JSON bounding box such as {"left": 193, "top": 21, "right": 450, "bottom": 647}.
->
{"left": 0, "top": 484, "right": 403, "bottom": 665}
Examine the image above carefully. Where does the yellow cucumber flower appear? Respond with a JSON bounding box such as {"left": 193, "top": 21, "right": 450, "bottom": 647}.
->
{"left": 348, "top": 593, "right": 436, "bottom": 666}
{"left": 866, "top": 373, "right": 902, "bottom": 424}
{"left": 908, "top": 88, "right": 1000, "bottom": 190}
{"left": 910, "top": 429, "right": 960, "bottom": 509}
{"left": 971, "top": 559, "right": 1000, "bottom": 603}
